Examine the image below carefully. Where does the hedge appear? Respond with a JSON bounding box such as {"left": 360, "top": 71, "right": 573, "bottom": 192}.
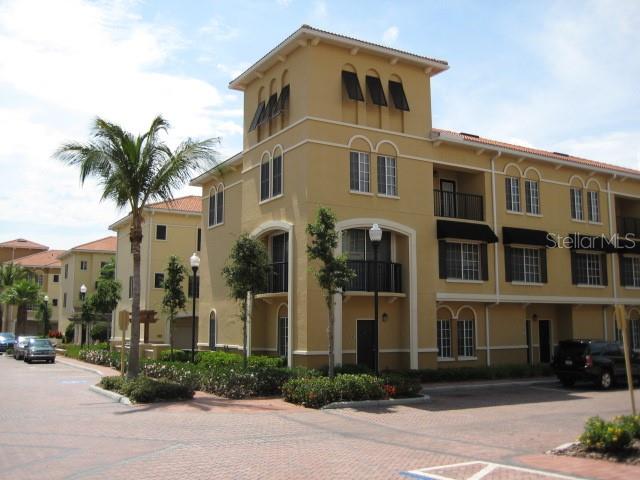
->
{"left": 100, "top": 376, "right": 194, "bottom": 403}
{"left": 282, "top": 374, "right": 386, "bottom": 408}
{"left": 388, "top": 363, "right": 553, "bottom": 383}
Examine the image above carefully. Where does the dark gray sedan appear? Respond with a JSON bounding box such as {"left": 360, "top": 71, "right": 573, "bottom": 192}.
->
{"left": 13, "top": 336, "right": 36, "bottom": 360}
{"left": 24, "top": 338, "right": 56, "bottom": 364}
{"left": 0, "top": 332, "right": 15, "bottom": 352}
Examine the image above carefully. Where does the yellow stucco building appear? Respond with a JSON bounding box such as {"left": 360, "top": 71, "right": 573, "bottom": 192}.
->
{"left": 191, "top": 25, "right": 640, "bottom": 370}
{"left": 109, "top": 196, "right": 202, "bottom": 357}
{"left": 58, "top": 236, "right": 117, "bottom": 342}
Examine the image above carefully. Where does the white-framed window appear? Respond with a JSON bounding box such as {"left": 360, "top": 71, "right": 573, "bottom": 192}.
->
{"left": 505, "top": 176, "right": 520, "bottom": 212}
{"left": 156, "top": 224, "right": 167, "bottom": 240}
{"left": 457, "top": 319, "right": 475, "bottom": 357}
{"left": 377, "top": 155, "right": 397, "bottom": 196}
{"left": 445, "top": 242, "right": 481, "bottom": 280}
{"left": 208, "top": 185, "right": 224, "bottom": 227}
{"left": 349, "top": 151, "right": 370, "bottom": 193}
{"left": 260, "top": 154, "right": 283, "bottom": 201}
{"left": 80, "top": 260, "right": 88, "bottom": 271}
{"left": 510, "top": 247, "right": 543, "bottom": 283}
{"left": 622, "top": 255, "right": 640, "bottom": 287}
{"left": 35, "top": 274, "right": 44, "bottom": 287}
{"left": 278, "top": 315, "right": 288, "bottom": 359}
{"left": 587, "top": 190, "right": 600, "bottom": 223}
{"left": 437, "top": 319, "right": 452, "bottom": 358}
{"left": 525, "top": 179, "right": 540, "bottom": 215}
{"left": 154, "top": 273, "right": 164, "bottom": 289}
{"left": 573, "top": 252, "right": 605, "bottom": 286}
{"left": 570, "top": 188, "right": 584, "bottom": 220}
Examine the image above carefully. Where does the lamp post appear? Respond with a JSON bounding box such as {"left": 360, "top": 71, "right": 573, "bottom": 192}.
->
{"left": 190, "top": 252, "right": 200, "bottom": 363}
{"left": 79, "top": 284, "right": 87, "bottom": 344}
{"left": 43, "top": 295, "right": 49, "bottom": 337}
{"left": 369, "top": 224, "right": 382, "bottom": 375}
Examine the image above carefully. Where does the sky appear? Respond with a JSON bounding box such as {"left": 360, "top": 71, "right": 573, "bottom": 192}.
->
{"left": 0, "top": 0, "right": 639, "bottom": 250}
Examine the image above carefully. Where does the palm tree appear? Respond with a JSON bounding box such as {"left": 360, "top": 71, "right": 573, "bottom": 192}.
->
{"left": 56, "top": 116, "right": 218, "bottom": 377}
{"left": 0, "top": 264, "right": 27, "bottom": 332}
{"left": 0, "top": 280, "right": 41, "bottom": 335}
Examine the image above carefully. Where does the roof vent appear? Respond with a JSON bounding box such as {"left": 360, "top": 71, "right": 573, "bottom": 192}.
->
{"left": 17, "top": 238, "right": 27, "bottom": 242}
{"left": 553, "top": 151, "right": 570, "bottom": 157}
{"left": 460, "top": 132, "right": 480, "bottom": 139}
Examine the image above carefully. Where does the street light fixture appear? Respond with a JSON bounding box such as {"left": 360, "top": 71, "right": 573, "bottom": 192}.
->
{"left": 79, "top": 284, "right": 87, "bottom": 344}
{"left": 190, "top": 252, "right": 201, "bottom": 363}
{"left": 43, "top": 295, "right": 49, "bottom": 337}
{"left": 369, "top": 224, "right": 382, "bottom": 375}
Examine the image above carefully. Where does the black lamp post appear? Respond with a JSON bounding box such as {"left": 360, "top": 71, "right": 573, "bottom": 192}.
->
{"left": 79, "top": 284, "right": 87, "bottom": 345}
{"left": 43, "top": 295, "right": 49, "bottom": 337}
{"left": 190, "top": 252, "right": 200, "bottom": 363}
{"left": 369, "top": 223, "right": 382, "bottom": 375}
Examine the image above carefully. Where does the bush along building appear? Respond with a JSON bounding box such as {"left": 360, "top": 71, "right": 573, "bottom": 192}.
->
{"left": 190, "top": 25, "right": 640, "bottom": 370}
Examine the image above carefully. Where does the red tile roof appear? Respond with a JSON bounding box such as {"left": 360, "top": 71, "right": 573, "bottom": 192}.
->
{"left": 433, "top": 129, "right": 640, "bottom": 176}
{"left": 12, "top": 250, "right": 64, "bottom": 268}
{"left": 146, "top": 195, "right": 202, "bottom": 213}
{"left": 69, "top": 236, "right": 117, "bottom": 253}
{"left": 0, "top": 238, "right": 48, "bottom": 250}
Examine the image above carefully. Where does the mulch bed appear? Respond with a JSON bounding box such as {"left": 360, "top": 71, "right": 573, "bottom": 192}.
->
{"left": 552, "top": 440, "right": 640, "bottom": 465}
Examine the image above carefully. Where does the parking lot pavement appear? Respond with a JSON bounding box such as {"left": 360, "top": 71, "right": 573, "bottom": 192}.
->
{"left": 1, "top": 354, "right": 638, "bottom": 479}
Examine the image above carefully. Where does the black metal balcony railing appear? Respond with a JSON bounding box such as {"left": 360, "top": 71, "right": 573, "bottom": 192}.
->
{"left": 434, "top": 190, "right": 484, "bottom": 221}
{"left": 346, "top": 260, "right": 402, "bottom": 293}
{"left": 617, "top": 216, "right": 640, "bottom": 237}
{"left": 266, "top": 262, "right": 288, "bottom": 293}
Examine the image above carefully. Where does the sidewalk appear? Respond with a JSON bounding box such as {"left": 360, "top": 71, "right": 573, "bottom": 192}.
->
{"left": 517, "top": 454, "right": 640, "bottom": 480}
{"left": 422, "top": 376, "right": 557, "bottom": 390}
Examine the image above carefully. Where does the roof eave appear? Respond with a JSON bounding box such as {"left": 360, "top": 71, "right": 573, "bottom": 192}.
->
{"left": 190, "top": 152, "right": 243, "bottom": 186}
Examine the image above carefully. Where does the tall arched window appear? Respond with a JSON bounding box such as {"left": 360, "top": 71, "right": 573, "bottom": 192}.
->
{"left": 208, "top": 184, "right": 224, "bottom": 227}
{"left": 260, "top": 149, "right": 283, "bottom": 202}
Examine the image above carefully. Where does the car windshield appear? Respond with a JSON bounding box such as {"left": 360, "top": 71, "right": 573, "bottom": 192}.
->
{"left": 30, "top": 339, "right": 51, "bottom": 347}
{"left": 558, "top": 341, "right": 588, "bottom": 356}
{"left": 0, "top": 332, "right": 15, "bottom": 340}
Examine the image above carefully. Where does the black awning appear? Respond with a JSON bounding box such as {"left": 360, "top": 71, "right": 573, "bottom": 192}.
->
{"left": 614, "top": 236, "right": 640, "bottom": 254}
{"left": 366, "top": 75, "right": 387, "bottom": 106}
{"left": 568, "top": 233, "right": 617, "bottom": 253}
{"left": 248, "top": 101, "right": 265, "bottom": 132}
{"left": 437, "top": 220, "right": 498, "bottom": 243}
{"left": 389, "top": 80, "right": 409, "bottom": 111}
{"left": 342, "top": 71, "right": 364, "bottom": 101}
{"left": 263, "top": 93, "right": 278, "bottom": 123}
{"left": 274, "top": 84, "right": 289, "bottom": 116}
{"left": 503, "top": 227, "right": 552, "bottom": 247}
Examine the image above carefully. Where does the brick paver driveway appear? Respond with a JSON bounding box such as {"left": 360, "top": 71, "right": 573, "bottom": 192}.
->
{"left": 1, "top": 355, "right": 637, "bottom": 479}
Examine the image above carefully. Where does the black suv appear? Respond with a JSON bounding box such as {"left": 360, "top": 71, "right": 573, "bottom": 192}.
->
{"left": 552, "top": 339, "right": 640, "bottom": 389}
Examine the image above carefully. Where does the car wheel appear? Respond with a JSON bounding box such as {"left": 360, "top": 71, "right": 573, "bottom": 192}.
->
{"left": 559, "top": 376, "right": 575, "bottom": 388}
{"left": 596, "top": 370, "right": 613, "bottom": 390}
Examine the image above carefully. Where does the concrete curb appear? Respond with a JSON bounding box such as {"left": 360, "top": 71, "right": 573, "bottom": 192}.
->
{"left": 321, "top": 394, "right": 430, "bottom": 410}
{"left": 89, "top": 385, "right": 132, "bottom": 405}
{"left": 423, "top": 378, "right": 558, "bottom": 392}
{"left": 57, "top": 359, "right": 105, "bottom": 377}
{"left": 547, "top": 442, "right": 579, "bottom": 454}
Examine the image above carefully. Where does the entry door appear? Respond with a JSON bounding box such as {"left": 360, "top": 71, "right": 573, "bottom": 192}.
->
{"left": 440, "top": 180, "right": 456, "bottom": 217}
{"left": 525, "top": 320, "right": 532, "bottom": 365}
{"left": 538, "top": 320, "right": 551, "bottom": 363}
{"left": 357, "top": 320, "right": 376, "bottom": 371}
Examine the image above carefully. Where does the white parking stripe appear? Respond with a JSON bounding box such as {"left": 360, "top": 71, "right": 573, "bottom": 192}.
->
{"left": 402, "top": 461, "right": 587, "bottom": 480}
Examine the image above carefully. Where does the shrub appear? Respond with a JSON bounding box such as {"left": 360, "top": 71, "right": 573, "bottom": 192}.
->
{"left": 63, "top": 344, "right": 82, "bottom": 359}
{"left": 196, "top": 351, "right": 243, "bottom": 369}
{"left": 142, "top": 361, "right": 201, "bottom": 390}
{"left": 48, "top": 330, "right": 63, "bottom": 339}
{"left": 381, "top": 372, "right": 422, "bottom": 398}
{"left": 90, "top": 324, "right": 109, "bottom": 342}
{"left": 400, "top": 364, "right": 553, "bottom": 383}
{"left": 64, "top": 323, "right": 75, "bottom": 343}
{"left": 100, "top": 375, "right": 194, "bottom": 403}
{"left": 159, "top": 349, "right": 190, "bottom": 362}
{"left": 282, "top": 374, "right": 385, "bottom": 408}
{"left": 579, "top": 416, "right": 633, "bottom": 451}
{"left": 318, "top": 363, "right": 372, "bottom": 376}
{"left": 614, "top": 415, "right": 640, "bottom": 439}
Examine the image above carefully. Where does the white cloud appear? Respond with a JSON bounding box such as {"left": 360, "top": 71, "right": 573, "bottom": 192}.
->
{"left": 382, "top": 26, "right": 399, "bottom": 44}
{"left": 198, "top": 17, "right": 240, "bottom": 41}
{"left": 277, "top": 0, "right": 293, "bottom": 6}
{"left": 312, "top": 1, "right": 327, "bottom": 19}
{"left": 0, "top": 0, "right": 242, "bottom": 248}
{"left": 216, "top": 62, "right": 252, "bottom": 80}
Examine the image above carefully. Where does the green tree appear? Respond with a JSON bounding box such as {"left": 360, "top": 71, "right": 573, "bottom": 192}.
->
{"left": 0, "top": 279, "right": 41, "bottom": 335}
{"left": 56, "top": 116, "right": 218, "bottom": 378}
{"left": 222, "top": 234, "right": 270, "bottom": 368}
{"left": 306, "top": 207, "right": 355, "bottom": 377}
{"left": 35, "top": 299, "right": 53, "bottom": 336}
{"left": 88, "top": 258, "right": 121, "bottom": 315}
{"left": 162, "top": 255, "right": 187, "bottom": 361}
{"left": 0, "top": 263, "right": 27, "bottom": 331}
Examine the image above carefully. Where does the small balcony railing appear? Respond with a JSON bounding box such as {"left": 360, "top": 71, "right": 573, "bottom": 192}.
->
{"left": 346, "top": 260, "right": 402, "bottom": 293}
{"left": 434, "top": 190, "right": 484, "bottom": 221}
{"left": 617, "top": 216, "right": 640, "bottom": 237}
{"left": 266, "top": 261, "right": 288, "bottom": 293}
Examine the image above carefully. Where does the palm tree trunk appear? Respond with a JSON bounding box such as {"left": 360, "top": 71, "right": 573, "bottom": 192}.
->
{"left": 128, "top": 214, "right": 143, "bottom": 378}
{"left": 326, "top": 294, "right": 335, "bottom": 378}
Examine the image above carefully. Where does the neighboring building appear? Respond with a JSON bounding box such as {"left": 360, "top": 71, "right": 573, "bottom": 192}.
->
{"left": 191, "top": 25, "right": 640, "bottom": 370}
{"left": 2, "top": 249, "right": 63, "bottom": 335}
{"left": 0, "top": 238, "right": 48, "bottom": 263}
{"left": 109, "top": 195, "right": 202, "bottom": 357}
{"left": 58, "top": 236, "right": 117, "bottom": 342}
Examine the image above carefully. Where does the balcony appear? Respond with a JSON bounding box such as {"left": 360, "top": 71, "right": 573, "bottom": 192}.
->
{"left": 617, "top": 216, "right": 640, "bottom": 237}
{"left": 434, "top": 190, "right": 484, "bottom": 221}
{"left": 346, "top": 260, "right": 402, "bottom": 293}
{"left": 266, "top": 261, "right": 288, "bottom": 293}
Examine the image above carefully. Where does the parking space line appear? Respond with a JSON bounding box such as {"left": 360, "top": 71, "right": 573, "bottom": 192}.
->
{"left": 402, "top": 461, "right": 587, "bottom": 480}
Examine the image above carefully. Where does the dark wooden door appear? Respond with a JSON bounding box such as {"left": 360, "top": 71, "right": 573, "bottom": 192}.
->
{"left": 357, "top": 320, "right": 376, "bottom": 371}
{"left": 538, "top": 320, "right": 551, "bottom": 363}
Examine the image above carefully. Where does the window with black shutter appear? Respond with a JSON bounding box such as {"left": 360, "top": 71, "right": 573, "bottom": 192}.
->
{"left": 366, "top": 75, "right": 387, "bottom": 106}
{"left": 571, "top": 251, "right": 606, "bottom": 286}
{"left": 248, "top": 101, "right": 265, "bottom": 132}
{"left": 342, "top": 71, "right": 364, "bottom": 101}
{"left": 275, "top": 84, "right": 290, "bottom": 115}
{"left": 265, "top": 93, "right": 278, "bottom": 121}
{"left": 388, "top": 80, "right": 409, "bottom": 111}
{"left": 439, "top": 241, "right": 486, "bottom": 281}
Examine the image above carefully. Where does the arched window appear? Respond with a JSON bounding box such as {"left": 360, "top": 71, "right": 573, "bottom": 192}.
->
{"left": 208, "top": 184, "right": 224, "bottom": 227}
{"left": 524, "top": 168, "right": 541, "bottom": 215}
{"left": 456, "top": 307, "right": 476, "bottom": 359}
{"left": 586, "top": 179, "right": 601, "bottom": 223}
{"left": 569, "top": 176, "right": 586, "bottom": 221}
{"left": 260, "top": 149, "right": 283, "bottom": 202}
